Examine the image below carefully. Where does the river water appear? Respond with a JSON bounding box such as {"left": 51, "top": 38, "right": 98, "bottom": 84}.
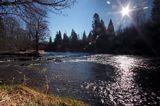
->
{"left": 0, "top": 52, "right": 160, "bottom": 106}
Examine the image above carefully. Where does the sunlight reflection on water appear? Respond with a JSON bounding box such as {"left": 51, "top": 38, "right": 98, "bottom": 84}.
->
{"left": 80, "top": 55, "right": 148, "bottom": 105}
{"left": 113, "top": 56, "right": 136, "bottom": 90}
{"left": 110, "top": 56, "right": 141, "bottom": 105}
{"left": 44, "top": 53, "right": 160, "bottom": 105}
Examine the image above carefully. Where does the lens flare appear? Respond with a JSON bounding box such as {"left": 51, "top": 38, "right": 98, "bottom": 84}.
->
{"left": 121, "top": 5, "right": 131, "bottom": 17}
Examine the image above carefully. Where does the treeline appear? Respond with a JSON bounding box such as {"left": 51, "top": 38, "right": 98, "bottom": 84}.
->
{"left": 45, "top": 13, "right": 115, "bottom": 53}
{"left": 46, "top": 0, "right": 160, "bottom": 56}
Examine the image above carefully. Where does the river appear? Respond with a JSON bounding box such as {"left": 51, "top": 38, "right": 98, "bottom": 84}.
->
{"left": 0, "top": 52, "right": 160, "bottom": 106}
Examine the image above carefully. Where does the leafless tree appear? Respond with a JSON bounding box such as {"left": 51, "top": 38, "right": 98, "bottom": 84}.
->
{"left": 26, "top": 16, "right": 49, "bottom": 53}
{"left": 0, "top": 16, "right": 30, "bottom": 50}
{"left": 0, "top": 0, "right": 75, "bottom": 20}
{"left": 0, "top": 0, "right": 75, "bottom": 52}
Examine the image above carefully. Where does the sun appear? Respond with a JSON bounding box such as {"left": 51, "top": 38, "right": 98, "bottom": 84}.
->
{"left": 121, "top": 5, "right": 131, "bottom": 17}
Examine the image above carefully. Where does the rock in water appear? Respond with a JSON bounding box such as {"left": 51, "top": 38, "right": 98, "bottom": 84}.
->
{"left": 55, "top": 58, "right": 62, "bottom": 62}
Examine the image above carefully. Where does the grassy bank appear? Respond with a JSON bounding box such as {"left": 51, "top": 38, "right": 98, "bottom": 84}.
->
{"left": 0, "top": 85, "right": 89, "bottom": 106}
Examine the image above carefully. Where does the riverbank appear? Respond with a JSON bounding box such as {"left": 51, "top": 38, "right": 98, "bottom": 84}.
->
{"left": 0, "top": 50, "right": 47, "bottom": 57}
{"left": 0, "top": 85, "right": 89, "bottom": 106}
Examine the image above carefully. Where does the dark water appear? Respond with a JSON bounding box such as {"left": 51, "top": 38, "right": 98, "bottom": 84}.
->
{"left": 0, "top": 53, "right": 160, "bottom": 106}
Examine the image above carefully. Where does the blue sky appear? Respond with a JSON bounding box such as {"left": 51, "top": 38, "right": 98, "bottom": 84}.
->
{"left": 48, "top": 0, "right": 152, "bottom": 39}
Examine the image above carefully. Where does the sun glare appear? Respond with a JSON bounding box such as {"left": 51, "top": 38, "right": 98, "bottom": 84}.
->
{"left": 121, "top": 5, "right": 131, "bottom": 17}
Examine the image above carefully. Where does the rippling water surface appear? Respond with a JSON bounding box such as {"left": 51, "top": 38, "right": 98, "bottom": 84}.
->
{"left": 0, "top": 52, "right": 160, "bottom": 106}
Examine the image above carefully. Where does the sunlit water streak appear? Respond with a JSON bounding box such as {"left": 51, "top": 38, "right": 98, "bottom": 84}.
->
{"left": 75, "top": 54, "right": 158, "bottom": 105}
{"left": 108, "top": 56, "right": 141, "bottom": 105}
{"left": 45, "top": 54, "right": 136, "bottom": 105}
{"left": 38, "top": 53, "right": 160, "bottom": 105}
{"left": 46, "top": 54, "right": 140, "bottom": 105}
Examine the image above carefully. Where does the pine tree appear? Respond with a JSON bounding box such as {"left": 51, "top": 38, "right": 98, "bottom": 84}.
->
{"left": 86, "top": 31, "right": 97, "bottom": 52}
{"left": 152, "top": 0, "right": 160, "bottom": 23}
{"left": 107, "top": 19, "right": 115, "bottom": 33}
{"left": 62, "top": 33, "right": 69, "bottom": 51}
{"left": 49, "top": 37, "right": 52, "bottom": 44}
{"left": 70, "top": 29, "right": 78, "bottom": 42}
{"left": 82, "top": 31, "right": 87, "bottom": 43}
{"left": 54, "top": 31, "right": 62, "bottom": 51}
{"left": 70, "top": 29, "right": 78, "bottom": 51}
{"left": 92, "top": 13, "right": 111, "bottom": 52}
{"left": 92, "top": 13, "right": 103, "bottom": 35}
{"left": 82, "top": 31, "right": 87, "bottom": 50}
{"left": 92, "top": 13, "right": 107, "bottom": 37}
{"left": 92, "top": 13, "right": 101, "bottom": 30}
{"left": 46, "top": 36, "right": 53, "bottom": 51}
{"left": 54, "top": 31, "right": 62, "bottom": 44}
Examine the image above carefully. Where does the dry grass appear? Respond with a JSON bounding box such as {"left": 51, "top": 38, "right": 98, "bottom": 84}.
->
{"left": 0, "top": 85, "right": 89, "bottom": 106}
